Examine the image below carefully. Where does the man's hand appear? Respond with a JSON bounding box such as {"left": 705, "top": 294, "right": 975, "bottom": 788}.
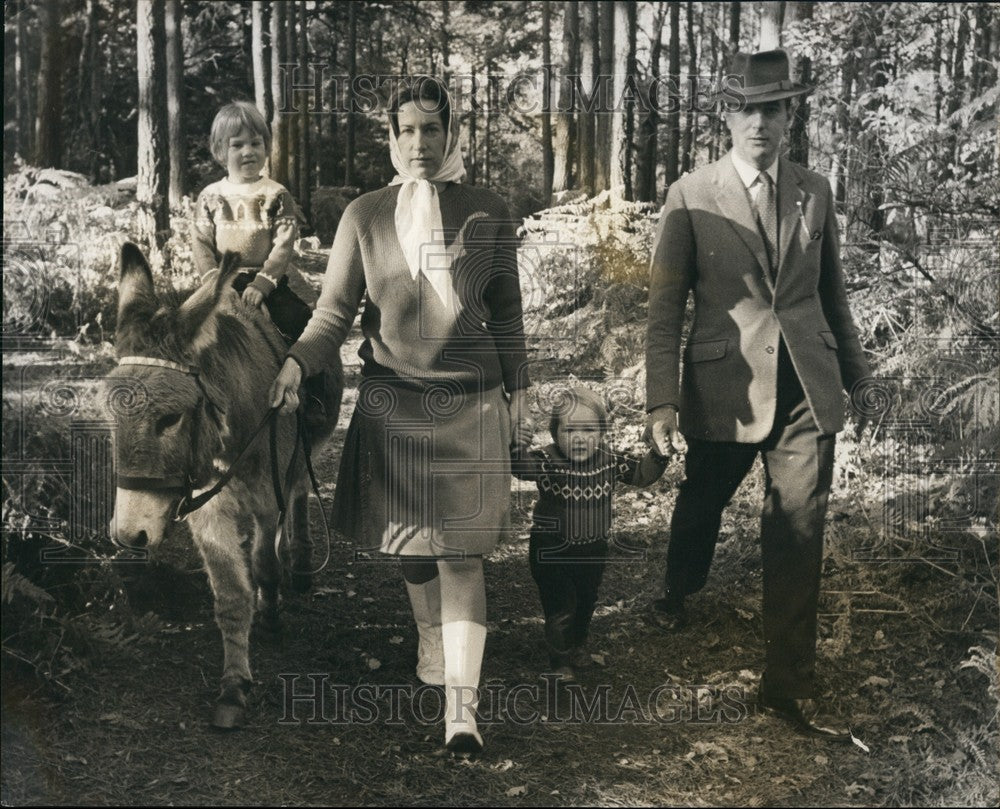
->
{"left": 509, "top": 388, "right": 534, "bottom": 447}
{"left": 269, "top": 358, "right": 303, "bottom": 415}
{"left": 645, "top": 404, "right": 687, "bottom": 456}
{"left": 242, "top": 286, "right": 265, "bottom": 308}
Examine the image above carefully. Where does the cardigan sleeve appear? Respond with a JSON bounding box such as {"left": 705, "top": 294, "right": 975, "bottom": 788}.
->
{"left": 250, "top": 187, "right": 298, "bottom": 296}
{"left": 191, "top": 191, "right": 221, "bottom": 281}
{"left": 483, "top": 200, "right": 531, "bottom": 392}
{"left": 287, "top": 201, "right": 365, "bottom": 378}
{"left": 614, "top": 449, "right": 669, "bottom": 487}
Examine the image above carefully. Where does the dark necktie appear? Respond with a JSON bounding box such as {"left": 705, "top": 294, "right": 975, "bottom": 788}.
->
{"left": 754, "top": 171, "right": 778, "bottom": 280}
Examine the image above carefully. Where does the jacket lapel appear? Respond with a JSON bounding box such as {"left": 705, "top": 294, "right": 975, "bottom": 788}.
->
{"left": 775, "top": 157, "right": 807, "bottom": 289}
{"left": 714, "top": 154, "right": 774, "bottom": 295}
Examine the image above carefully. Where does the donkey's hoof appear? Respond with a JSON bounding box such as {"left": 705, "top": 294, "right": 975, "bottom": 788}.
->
{"left": 211, "top": 701, "right": 246, "bottom": 730}
{"left": 290, "top": 570, "right": 313, "bottom": 594}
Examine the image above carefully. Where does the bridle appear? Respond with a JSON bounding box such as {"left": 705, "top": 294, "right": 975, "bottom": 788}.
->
{"left": 112, "top": 354, "right": 331, "bottom": 576}
{"left": 113, "top": 356, "right": 315, "bottom": 525}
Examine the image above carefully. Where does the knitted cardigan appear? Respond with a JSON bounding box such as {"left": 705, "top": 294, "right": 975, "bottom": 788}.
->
{"left": 289, "top": 183, "right": 530, "bottom": 394}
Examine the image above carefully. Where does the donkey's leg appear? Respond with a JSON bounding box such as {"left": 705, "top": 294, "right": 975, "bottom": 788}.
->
{"left": 189, "top": 497, "right": 254, "bottom": 730}
{"left": 250, "top": 512, "right": 282, "bottom": 635}
{"left": 289, "top": 491, "right": 313, "bottom": 593}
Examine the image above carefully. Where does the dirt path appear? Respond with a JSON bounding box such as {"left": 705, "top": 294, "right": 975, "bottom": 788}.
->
{"left": 2, "top": 264, "right": 996, "bottom": 806}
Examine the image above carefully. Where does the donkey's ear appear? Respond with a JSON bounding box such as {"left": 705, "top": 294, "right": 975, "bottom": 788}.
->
{"left": 177, "top": 252, "right": 242, "bottom": 356}
{"left": 117, "top": 242, "right": 158, "bottom": 325}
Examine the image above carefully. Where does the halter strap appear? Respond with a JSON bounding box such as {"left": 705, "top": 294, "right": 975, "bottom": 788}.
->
{"left": 118, "top": 356, "right": 198, "bottom": 375}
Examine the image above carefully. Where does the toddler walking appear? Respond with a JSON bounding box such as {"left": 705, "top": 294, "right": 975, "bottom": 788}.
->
{"left": 512, "top": 386, "right": 670, "bottom": 682}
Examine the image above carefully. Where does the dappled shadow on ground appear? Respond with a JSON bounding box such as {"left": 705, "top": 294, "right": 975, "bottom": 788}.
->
{"left": 2, "top": 379, "right": 997, "bottom": 807}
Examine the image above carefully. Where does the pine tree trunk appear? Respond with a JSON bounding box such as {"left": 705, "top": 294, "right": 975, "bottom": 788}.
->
{"left": 440, "top": 0, "right": 451, "bottom": 82}
{"left": 609, "top": 0, "right": 630, "bottom": 198}
{"left": 664, "top": 1, "right": 680, "bottom": 186}
{"left": 252, "top": 1, "right": 272, "bottom": 121}
{"left": 78, "top": 0, "right": 102, "bottom": 178}
{"left": 541, "top": 1, "right": 554, "bottom": 202}
{"left": 270, "top": 0, "right": 288, "bottom": 186}
{"left": 165, "top": 0, "right": 186, "bottom": 206}
{"left": 136, "top": 0, "right": 170, "bottom": 252}
{"left": 345, "top": 1, "right": 357, "bottom": 186}
{"left": 787, "top": 1, "right": 813, "bottom": 166}
{"left": 948, "top": 3, "right": 970, "bottom": 116}
{"left": 467, "top": 65, "right": 478, "bottom": 185}
{"left": 578, "top": 1, "right": 598, "bottom": 195}
{"left": 636, "top": 2, "right": 665, "bottom": 201}
{"left": 485, "top": 62, "right": 493, "bottom": 186}
{"left": 298, "top": 0, "right": 311, "bottom": 219}
{"left": 552, "top": 1, "right": 579, "bottom": 196}
{"left": 759, "top": 1, "right": 785, "bottom": 49}
{"left": 680, "top": 0, "right": 696, "bottom": 175}
{"left": 34, "top": 0, "right": 63, "bottom": 168}
{"left": 728, "top": 1, "right": 741, "bottom": 51}
{"left": 594, "top": 0, "right": 614, "bottom": 193}
{"left": 285, "top": 0, "right": 299, "bottom": 198}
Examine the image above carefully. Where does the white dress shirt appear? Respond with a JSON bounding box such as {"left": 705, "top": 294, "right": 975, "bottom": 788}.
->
{"left": 730, "top": 151, "right": 779, "bottom": 203}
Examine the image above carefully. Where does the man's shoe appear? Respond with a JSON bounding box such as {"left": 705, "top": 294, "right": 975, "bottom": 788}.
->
{"left": 646, "top": 597, "right": 687, "bottom": 633}
{"left": 758, "top": 693, "right": 853, "bottom": 742}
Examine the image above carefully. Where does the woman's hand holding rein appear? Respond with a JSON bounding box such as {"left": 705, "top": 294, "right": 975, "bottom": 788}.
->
{"left": 270, "top": 357, "right": 303, "bottom": 414}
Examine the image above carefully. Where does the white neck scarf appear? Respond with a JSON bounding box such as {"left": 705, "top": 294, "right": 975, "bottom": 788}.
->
{"left": 387, "top": 107, "right": 467, "bottom": 307}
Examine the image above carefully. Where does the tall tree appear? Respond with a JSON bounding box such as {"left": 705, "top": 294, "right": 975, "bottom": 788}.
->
{"left": 680, "top": 0, "right": 697, "bottom": 175}
{"left": 440, "top": 0, "right": 451, "bottom": 81}
{"left": 609, "top": 0, "right": 633, "bottom": 198}
{"left": 165, "top": 0, "right": 186, "bottom": 206}
{"left": 552, "top": 1, "right": 579, "bottom": 197}
{"left": 636, "top": 2, "right": 666, "bottom": 201}
{"left": 286, "top": 0, "right": 299, "bottom": 198}
{"left": 728, "top": 1, "right": 741, "bottom": 51}
{"left": 948, "top": 3, "right": 970, "bottom": 116}
{"left": 34, "top": 0, "right": 63, "bottom": 168}
{"left": 541, "top": 0, "right": 554, "bottom": 202}
{"left": 298, "top": 0, "right": 311, "bottom": 218}
{"left": 136, "top": 0, "right": 170, "bottom": 252}
{"left": 345, "top": 0, "right": 357, "bottom": 186}
{"left": 786, "top": 1, "right": 814, "bottom": 166}
{"left": 14, "top": 0, "right": 33, "bottom": 159}
{"left": 664, "top": 1, "right": 680, "bottom": 187}
{"left": 467, "top": 64, "right": 478, "bottom": 185}
{"left": 595, "top": 0, "right": 614, "bottom": 192}
{"left": 578, "top": 1, "right": 598, "bottom": 195}
{"left": 252, "top": 1, "right": 272, "bottom": 121}
{"left": 759, "top": 1, "right": 785, "bottom": 49}
{"left": 78, "top": 0, "right": 102, "bottom": 178}
{"left": 270, "top": 0, "right": 288, "bottom": 185}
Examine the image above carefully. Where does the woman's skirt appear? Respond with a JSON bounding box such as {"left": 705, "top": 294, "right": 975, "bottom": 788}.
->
{"left": 331, "top": 378, "right": 512, "bottom": 557}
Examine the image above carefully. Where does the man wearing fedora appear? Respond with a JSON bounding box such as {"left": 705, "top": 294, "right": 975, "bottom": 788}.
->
{"left": 644, "top": 49, "right": 871, "bottom": 740}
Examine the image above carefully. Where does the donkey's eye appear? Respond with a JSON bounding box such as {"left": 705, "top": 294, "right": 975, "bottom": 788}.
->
{"left": 155, "top": 412, "right": 183, "bottom": 434}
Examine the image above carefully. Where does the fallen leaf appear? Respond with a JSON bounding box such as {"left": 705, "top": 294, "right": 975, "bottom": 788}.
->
{"left": 389, "top": 635, "right": 404, "bottom": 645}
{"left": 505, "top": 785, "right": 527, "bottom": 797}
{"left": 862, "top": 676, "right": 891, "bottom": 688}
{"left": 366, "top": 657, "right": 381, "bottom": 670}
{"left": 814, "top": 755, "right": 829, "bottom": 765}
{"left": 850, "top": 734, "right": 871, "bottom": 753}
{"left": 590, "top": 653, "right": 606, "bottom": 666}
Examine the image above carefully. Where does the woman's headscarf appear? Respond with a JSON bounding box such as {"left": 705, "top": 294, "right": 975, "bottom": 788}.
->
{"left": 387, "top": 83, "right": 467, "bottom": 308}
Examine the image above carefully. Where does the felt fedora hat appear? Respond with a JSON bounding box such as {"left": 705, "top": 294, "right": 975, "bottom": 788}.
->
{"left": 717, "top": 49, "right": 813, "bottom": 106}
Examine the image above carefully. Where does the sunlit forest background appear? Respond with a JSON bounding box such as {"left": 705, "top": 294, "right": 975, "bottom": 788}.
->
{"left": 2, "top": 2, "right": 998, "bottom": 805}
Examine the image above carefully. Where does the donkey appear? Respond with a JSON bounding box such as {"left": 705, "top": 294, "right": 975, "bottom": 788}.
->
{"left": 107, "top": 242, "right": 342, "bottom": 729}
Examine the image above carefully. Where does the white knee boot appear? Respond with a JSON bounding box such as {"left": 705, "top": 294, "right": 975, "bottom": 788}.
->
{"left": 442, "top": 619, "right": 486, "bottom": 754}
{"left": 404, "top": 578, "right": 444, "bottom": 686}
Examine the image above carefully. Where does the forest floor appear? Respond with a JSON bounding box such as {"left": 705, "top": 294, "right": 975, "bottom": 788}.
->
{"left": 2, "top": 258, "right": 998, "bottom": 807}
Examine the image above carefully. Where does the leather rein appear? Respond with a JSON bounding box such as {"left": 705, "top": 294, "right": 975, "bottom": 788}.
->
{"left": 114, "top": 356, "right": 329, "bottom": 566}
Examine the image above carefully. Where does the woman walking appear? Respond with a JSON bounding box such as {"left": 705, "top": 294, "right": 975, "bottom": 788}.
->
{"left": 269, "top": 77, "right": 531, "bottom": 755}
